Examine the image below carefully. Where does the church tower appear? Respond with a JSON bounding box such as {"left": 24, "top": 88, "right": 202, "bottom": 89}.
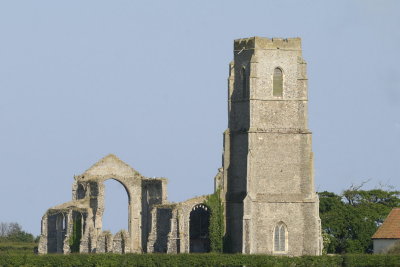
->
{"left": 221, "top": 37, "right": 322, "bottom": 255}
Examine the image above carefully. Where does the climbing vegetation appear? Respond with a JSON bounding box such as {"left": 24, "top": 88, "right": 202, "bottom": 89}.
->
{"left": 69, "top": 214, "right": 82, "bottom": 253}
{"left": 204, "top": 189, "right": 224, "bottom": 253}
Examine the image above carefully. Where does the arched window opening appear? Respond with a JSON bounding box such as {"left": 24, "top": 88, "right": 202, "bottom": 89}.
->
{"left": 273, "top": 67, "right": 283, "bottom": 97}
{"left": 189, "top": 204, "right": 210, "bottom": 253}
{"left": 47, "top": 213, "right": 67, "bottom": 253}
{"left": 77, "top": 184, "right": 85, "bottom": 199}
{"left": 241, "top": 67, "right": 248, "bottom": 99}
{"left": 274, "top": 222, "right": 287, "bottom": 252}
{"left": 102, "top": 179, "right": 129, "bottom": 234}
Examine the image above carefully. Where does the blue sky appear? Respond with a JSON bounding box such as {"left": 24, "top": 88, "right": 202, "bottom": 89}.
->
{"left": 1, "top": 1, "right": 399, "bottom": 235}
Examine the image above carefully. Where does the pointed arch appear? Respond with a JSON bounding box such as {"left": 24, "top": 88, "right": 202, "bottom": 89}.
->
{"left": 273, "top": 67, "right": 283, "bottom": 97}
{"left": 273, "top": 222, "right": 287, "bottom": 252}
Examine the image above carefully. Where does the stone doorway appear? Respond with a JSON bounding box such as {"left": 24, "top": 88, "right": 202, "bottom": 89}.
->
{"left": 189, "top": 204, "right": 210, "bottom": 253}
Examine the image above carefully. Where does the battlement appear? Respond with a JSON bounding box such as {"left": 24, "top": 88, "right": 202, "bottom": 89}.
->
{"left": 234, "top": 36, "right": 301, "bottom": 51}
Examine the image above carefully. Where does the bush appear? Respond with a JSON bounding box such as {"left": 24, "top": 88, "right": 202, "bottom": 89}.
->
{"left": 343, "top": 254, "right": 400, "bottom": 267}
{"left": 0, "top": 242, "right": 37, "bottom": 255}
{"left": 0, "top": 254, "right": 343, "bottom": 267}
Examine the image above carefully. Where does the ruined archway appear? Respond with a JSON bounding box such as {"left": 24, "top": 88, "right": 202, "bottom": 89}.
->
{"left": 39, "top": 154, "right": 168, "bottom": 254}
{"left": 102, "top": 179, "right": 129, "bottom": 234}
{"left": 70, "top": 155, "right": 143, "bottom": 253}
{"left": 189, "top": 204, "right": 210, "bottom": 253}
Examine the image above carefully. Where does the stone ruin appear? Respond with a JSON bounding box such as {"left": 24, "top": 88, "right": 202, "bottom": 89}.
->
{"left": 38, "top": 154, "right": 212, "bottom": 254}
{"left": 39, "top": 36, "right": 323, "bottom": 256}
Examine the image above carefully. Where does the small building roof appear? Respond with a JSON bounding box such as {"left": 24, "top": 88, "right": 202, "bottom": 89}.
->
{"left": 372, "top": 208, "right": 400, "bottom": 239}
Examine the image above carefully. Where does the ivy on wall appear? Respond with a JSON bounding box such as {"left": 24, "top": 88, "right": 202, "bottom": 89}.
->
{"left": 204, "top": 189, "right": 224, "bottom": 253}
{"left": 69, "top": 214, "right": 82, "bottom": 253}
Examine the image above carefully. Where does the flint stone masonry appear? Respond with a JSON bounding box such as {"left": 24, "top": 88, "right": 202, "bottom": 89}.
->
{"left": 39, "top": 36, "right": 322, "bottom": 255}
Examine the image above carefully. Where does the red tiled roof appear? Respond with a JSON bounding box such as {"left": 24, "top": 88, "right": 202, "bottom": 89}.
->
{"left": 372, "top": 208, "right": 400, "bottom": 239}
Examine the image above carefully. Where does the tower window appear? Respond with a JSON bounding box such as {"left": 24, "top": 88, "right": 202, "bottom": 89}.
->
{"left": 274, "top": 222, "right": 287, "bottom": 252}
{"left": 273, "top": 67, "right": 283, "bottom": 97}
{"left": 241, "top": 67, "right": 247, "bottom": 99}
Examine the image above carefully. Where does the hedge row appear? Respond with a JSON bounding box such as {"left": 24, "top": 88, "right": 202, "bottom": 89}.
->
{"left": 0, "top": 254, "right": 399, "bottom": 267}
{"left": 0, "top": 243, "right": 36, "bottom": 255}
{"left": 0, "top": 254, "right": 342, "bottom": 267}
{"left": 343, "top": 254, "right": 400, "bottom": 267}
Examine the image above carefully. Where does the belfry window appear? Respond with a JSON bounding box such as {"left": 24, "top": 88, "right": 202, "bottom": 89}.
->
{"left": 273, "top": 67, "right": 283, "bottom": 97}
{"left": 274, "top": 222, "right": 287, "bottom": 252}
{"left": 241, "top": 67, "right": 247, "bottom": 99}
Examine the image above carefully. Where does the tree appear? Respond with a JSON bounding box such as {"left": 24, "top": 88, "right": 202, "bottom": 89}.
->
{"left": 0, "top": 222, "right": 35, "bottom": 243}
{"left": 319, "top": 189, "right": 400, "bottom": 254}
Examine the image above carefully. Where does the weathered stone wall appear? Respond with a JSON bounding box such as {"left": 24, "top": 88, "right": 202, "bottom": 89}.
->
{"left": 96, "top": 231, "right": 113, "bottom": 253}
{"left": 141, "top": 179, "right": 168, "bottom": 252}
{"left": 147, "top": 195, "right": 209, "bottom": 254}
{"left": 153, "top": 208, "right": 172, "bottom": 253}
{"left": 248, "top": 132, "right": 313, "bottom": 195}
{"left": 112, "top": 230, "right": 130, "bottom": 254}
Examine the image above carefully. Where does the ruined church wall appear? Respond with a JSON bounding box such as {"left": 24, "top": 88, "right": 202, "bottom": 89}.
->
{"left": 141, "top": 179, "right": 168, "bottom": 252}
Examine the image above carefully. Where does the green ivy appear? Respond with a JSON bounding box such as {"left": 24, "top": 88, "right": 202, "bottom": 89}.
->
{"left": 69, "top": 214, "right": 82, "bottom": 253}
{"left": 204, "top": 189, "right": 224, "bottom": 253}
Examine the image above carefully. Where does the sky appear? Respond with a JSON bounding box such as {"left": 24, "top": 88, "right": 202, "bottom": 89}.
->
{"left": 0, "top": 0, "right": 399, "bottom": 236}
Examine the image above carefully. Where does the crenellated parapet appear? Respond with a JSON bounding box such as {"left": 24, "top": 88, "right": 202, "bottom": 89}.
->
{"left": 234, "top": 37, "right": 302, "bottom": 52}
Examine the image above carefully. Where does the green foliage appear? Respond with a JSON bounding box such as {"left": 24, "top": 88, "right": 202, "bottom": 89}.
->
{"left": 0, "top": 222, "right": 35, "bottom": 243}
{"left": 204, "top": 189, "right": 224, "bottom": 253}
{"left": 69, "top": 214, "right": 82, "bottom": 253}
{"left": 322, "top": 231, "right": 331, "bottom": 255}
{"left": 3, "top": 251, "right": 400, "bottom": 267}
{"left": 343, "top": 254, "right": 400, "bottom": 267}
{"left": 0, "top": 242, "right": 37, "bottom": 255}
{"left": 2, "top": 231, "right": 35, "bottom": 243}
{"left": 0, "top": 254, "right": 343, "bottom": 267}
{"left": 319, "top": 189, "right": 400, "bottom": 254}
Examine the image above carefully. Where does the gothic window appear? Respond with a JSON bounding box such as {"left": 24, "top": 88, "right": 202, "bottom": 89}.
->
{"left": 273, "top": 67, "right": 283, "bottom": 97}
{"left": 274, "top": 222, "right": 287, "bottom": 252}
{"left": 241, "top": 67, "right": 248, "bottom": 99}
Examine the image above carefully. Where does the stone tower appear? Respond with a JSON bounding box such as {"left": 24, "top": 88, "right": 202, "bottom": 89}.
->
{"left": 221, "top": 37, "right": 322, "bottom": 255}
